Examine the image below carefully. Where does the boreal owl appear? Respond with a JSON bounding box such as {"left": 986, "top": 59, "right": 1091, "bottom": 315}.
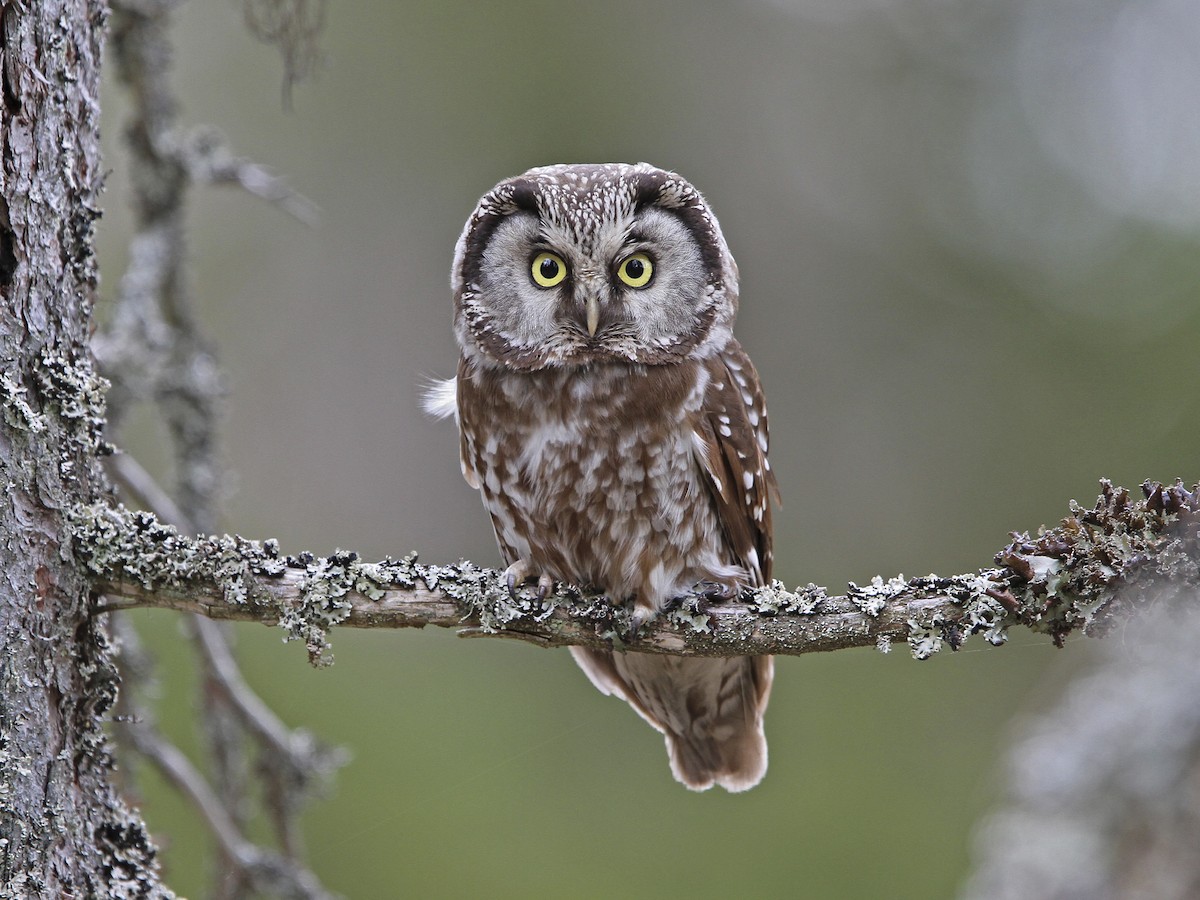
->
{"left": 426, "top": 163, "right": 780, "bottom": 791}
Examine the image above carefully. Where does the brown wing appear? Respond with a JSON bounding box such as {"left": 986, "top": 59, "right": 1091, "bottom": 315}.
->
{"left": 693, "top": 339, "right": 780, "bottom": 586}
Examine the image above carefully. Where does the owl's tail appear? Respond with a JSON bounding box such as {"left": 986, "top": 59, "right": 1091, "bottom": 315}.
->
{"left": 570, "top": 648, "right": 773, "bottom": 792}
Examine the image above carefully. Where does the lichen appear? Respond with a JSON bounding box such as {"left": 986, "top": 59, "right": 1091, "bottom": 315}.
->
{"left": 68, "top": 502, "right": 319, "bottom": 643}
{"left": 423, "top": 558, "right": 522, "bottom": 631}
{"left": 93, "top": 811, "right": 177, "bottom": 900}
{"left": 843, "top": 570, "right": 1012, "bottom": 658}
{"left": 664, "top": 594, "right": 711, "bottom": 633}
{"left": 0, "top": 370, "right": 47, "bottom": 433}
{"left": 275, "top": 548, "right": 448, "bottom": 666}
{"left": 750, "top": 580, "right": 827, "bottom": 616}
{"left": 276, "top": 551, "right": 355, "bottom": 666}
{"left": 36, "top": 340, "right": 114, "bottom": 460}
{"left": 68, "top": 502, "right": 285, "bottom": 600}
{"left": 906, "top": 617, "right": 943, "bottom": 660}
{"left": 961, "top": 582, "right": 1011, "bottom": 647}
{"left": 995, "top": 479, "right": 1200, "bottom": 647}
{"left": 848, "top": 574, "right": 909, "bottom": 618}
{"left": 70, "top": 504, "right": 592, "bottom": 665}
{"left": 840, "top": 480, "right": 1195, "bottom": 662}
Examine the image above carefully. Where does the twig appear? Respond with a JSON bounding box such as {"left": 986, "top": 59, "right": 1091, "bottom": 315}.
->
{"left": 99, "top": 0, "right": 333, "bottom": 894}
{"left": 111, "top": 614, "right": 334, "bottom": 899}
{"left": 127, "top": 725, "right": 334, "bottom": 900}
{"left": 101, "top": 3, "right": 340, "bottom": 893}
{"left": 241, "top": 0, "right": 326, "bottom": 108}
{"left": 193, "top": 616, "right": 344, "bottom": 774}
{"left": 111, "top": 452, "right": 343, "bottom": 764}
{"left": 183, "top": 126, "right": 320, "bottom": 226}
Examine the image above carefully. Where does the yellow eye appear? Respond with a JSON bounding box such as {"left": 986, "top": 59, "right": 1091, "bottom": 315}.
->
{"left": 617, "top": 252, "right": 653, "bottom": 288}
{"left": 531, "top": 252, "right": 567, "bottom": 288}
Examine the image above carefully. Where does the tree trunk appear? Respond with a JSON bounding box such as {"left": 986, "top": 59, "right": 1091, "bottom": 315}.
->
{"left": 0, "top": 0, "right": 168, "bottom": 894}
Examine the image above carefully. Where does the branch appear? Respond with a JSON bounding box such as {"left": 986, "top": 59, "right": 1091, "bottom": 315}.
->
{"left": 113, "top": 616, "right": 330, "bottom": 898}
{"left": 241, "top": 0, "right": 326, "bottom": 108}
{"left": 125, "top": 725, "right": 333, "bottom": 900}
{"left": 183, "top": 126, "right": 321, "bottom": 226}
{"left": 74, "top": 479, "right": 1200, "bottom": 665}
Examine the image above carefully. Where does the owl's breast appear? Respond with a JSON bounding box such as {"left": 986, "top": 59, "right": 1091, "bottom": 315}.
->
{"left": 458, "top": 360, "right": 740, "bottom": 609}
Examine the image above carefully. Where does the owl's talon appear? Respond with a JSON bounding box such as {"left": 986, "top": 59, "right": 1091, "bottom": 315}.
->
{"left": 504, "top": 559, "right": 555, "bottom": 602}
{"left": 505, "top": 559, "right": 532, "bottom": 600}
{"left": 627, "top": 604, "right": 656, "bottom": 638}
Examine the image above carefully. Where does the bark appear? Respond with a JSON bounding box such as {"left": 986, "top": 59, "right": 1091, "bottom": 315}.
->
{"left": 0, "top": 1, "right": 170, "bottom": 895}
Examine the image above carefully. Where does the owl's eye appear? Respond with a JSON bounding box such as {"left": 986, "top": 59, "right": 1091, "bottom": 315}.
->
{"left": 531, "top": 252, "right": 568, "bottom": 288}
{"left": 616, "top": 252, "right": 654, "bottom": 288}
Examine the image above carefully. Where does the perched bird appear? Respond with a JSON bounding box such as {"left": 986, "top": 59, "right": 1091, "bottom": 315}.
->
{"left": 426, "top": 163, "right": 780, "bottom": 791}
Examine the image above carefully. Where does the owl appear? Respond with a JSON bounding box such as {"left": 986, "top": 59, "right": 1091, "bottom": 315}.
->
{"left": 426, "top": 163, "right": 780, "bottom": 791}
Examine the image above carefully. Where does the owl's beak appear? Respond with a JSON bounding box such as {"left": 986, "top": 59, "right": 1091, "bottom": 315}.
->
{"left": 585, "top": 294, "right": 601, "bottom": 337}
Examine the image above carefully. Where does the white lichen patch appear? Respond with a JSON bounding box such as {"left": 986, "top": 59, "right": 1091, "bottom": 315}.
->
{"left": 0, "top": 371, "right": 46, "bottom": 433}
{"left": 955, "top": 572, "right": 1012, "bottom": 647}
{"left": 68, "top": 502, "right": 286, "bottom": 602}
{"left": 664, "top": 595, "right": 711, "bottom": 633}
{"left": 847, "top": 574, "right": 909, "bottom": 618}
{"left": 67, "top": 503, "right": 349, "bottom": 658}
{"left": 846, "top": 569, "right": 1018, "bottom": 657}
{"left": 1026, "top": 555, "right": 1065, "bottom": 597}
{"left": 281, "top": 550, "right": 361, "bottom": 666}
{"left": 416, "top": 556, "right": 585, "bottom": 635}
{"left": 37, "top": 342, "right": 113, "bottom": 460}
{"left": 751, "top": 579, "right": 826, "bottom": 616}
{"left": 906, "top": 617, "right": 943, "bottom": 660}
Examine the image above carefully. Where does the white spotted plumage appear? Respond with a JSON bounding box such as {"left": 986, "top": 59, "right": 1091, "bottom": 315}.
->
{"left": 433, "top": 163, "right": 780, "bottom": 792}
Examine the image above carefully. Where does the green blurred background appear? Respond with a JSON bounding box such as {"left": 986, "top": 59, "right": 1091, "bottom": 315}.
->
{"left": 96, "top": 0, "right": 1200, "bottom": 896}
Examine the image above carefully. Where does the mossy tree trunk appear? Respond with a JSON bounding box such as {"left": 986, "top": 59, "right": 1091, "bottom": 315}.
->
{"left": 0, "top": 0, "right": 168, "bottom": 894}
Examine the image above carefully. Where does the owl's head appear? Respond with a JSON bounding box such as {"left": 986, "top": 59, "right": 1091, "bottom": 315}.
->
{"left": 451, "top": 163, "right": 739, "bottom": 370}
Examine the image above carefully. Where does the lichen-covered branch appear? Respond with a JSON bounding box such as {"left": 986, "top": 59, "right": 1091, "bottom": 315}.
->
{"left": 73, "top": 479, "right": 1200, "bottom": 665}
